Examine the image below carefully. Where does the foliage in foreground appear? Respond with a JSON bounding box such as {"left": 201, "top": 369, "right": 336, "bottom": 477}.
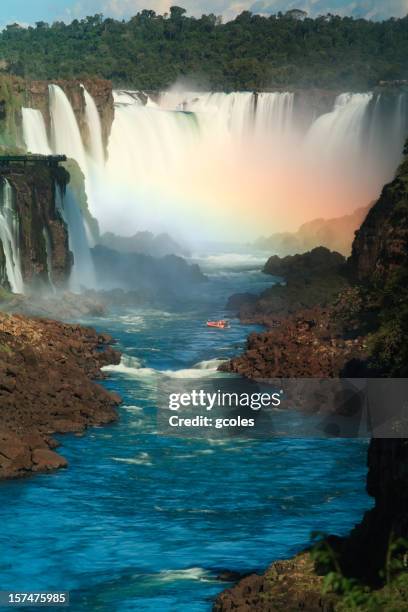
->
{"left": 311, "top": 532, "right": 408, "bottom": 611}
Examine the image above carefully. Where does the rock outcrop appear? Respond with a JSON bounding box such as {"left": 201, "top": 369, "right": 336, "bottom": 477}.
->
{"left": 220, "top": 307, "right": 364, "bottom": 381}
{"left": 0, "top": 312, "right": 120, "bottom": 479}
{"left": 0, "top": 161, "right": 72, "bottom": 290}
{"left": 216, "top": 145, "right": 408, "bottom": 607}
{"left": 350, "top": 155, "right": 408, "bottom": 281}
{"left": 214, "top": 553, "right": 335, "bottom": 612}
{"left": 228, "top": 247, "right": 348, "bottom": 322}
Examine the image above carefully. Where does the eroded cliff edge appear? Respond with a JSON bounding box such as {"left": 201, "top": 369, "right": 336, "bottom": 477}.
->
{"left": 214, "top": 150, "right": 408, "bottom": 609}
{"left": 0, "top": 157, "right": 121, "bottom": 479}
{"left": 0, "top": 314, "right": 120, "bottom": 479}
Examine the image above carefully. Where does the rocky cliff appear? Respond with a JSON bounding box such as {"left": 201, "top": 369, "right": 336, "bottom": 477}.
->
{"left": 215, "top": 148, "right": 408, "bottom": 609}
{"left": 0, "top": 161, "right": 72, "bottom": 291}
{"left": 332, "top": 150, "right": 408, "bottom": 585}
{"left": 0, "top": 312, "right": 120, "bottom": 479}
{"left": 350, "top": 155, "right": 408, "bottom": 282}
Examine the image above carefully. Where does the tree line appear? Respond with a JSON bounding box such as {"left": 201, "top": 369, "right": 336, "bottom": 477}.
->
{"left": 1, "top": 7, "right": 408, "bottom": 90}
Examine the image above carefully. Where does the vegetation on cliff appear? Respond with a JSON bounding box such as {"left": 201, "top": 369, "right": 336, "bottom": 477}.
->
{"left": 0, "top": 74, "right": 25, "bottom": 148}
{"left": 0, "top": 162, "right": 73, "bottom": 290}
{"left": 1, "top": 11, "right": 408, "bottom": 90}
{"left": 218, "top": 145, "right": 408, "bottom": 609}
{"left": 348, "top": 153, "right": 408, "bottom": 376}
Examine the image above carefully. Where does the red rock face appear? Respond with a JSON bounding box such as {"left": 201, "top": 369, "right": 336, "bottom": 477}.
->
{"left": 0, "top": 313, "right": 121, "bottom": 479}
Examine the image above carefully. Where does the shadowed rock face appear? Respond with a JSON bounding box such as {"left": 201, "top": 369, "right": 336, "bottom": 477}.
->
{"left": 227, "top": 246, "right": 348, "bottom": 324}
{"left": 350, "top": 156, "right": 408, "bottom": 281}
{"left": 216, "top": 147, "right": 408, "bottom": 606}
{"left": 0, "top": 312, "right": 121, "bottom": 479}
{"left": 0, "top": 162, "right": 72, "bottom": 290}
{"left": 334, "top": 155, "right": 408, "bottom": 583}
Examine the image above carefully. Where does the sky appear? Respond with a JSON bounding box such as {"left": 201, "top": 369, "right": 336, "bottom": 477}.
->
{"left": 0, "top": 0, "right": 407, "bottom": 26}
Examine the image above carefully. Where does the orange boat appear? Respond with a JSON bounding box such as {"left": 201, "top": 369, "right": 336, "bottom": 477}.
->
{"left": 206, "top": 319, "right": 230, "bottom": 329}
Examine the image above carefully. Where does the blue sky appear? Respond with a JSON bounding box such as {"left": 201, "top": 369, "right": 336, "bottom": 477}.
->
{"left": 0, "top": 0, "right": 407, "bottom": 26}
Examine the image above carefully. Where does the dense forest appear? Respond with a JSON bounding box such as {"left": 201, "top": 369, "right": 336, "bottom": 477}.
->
{"left": 1, "top": 7, "right": 408, "bottom": 90}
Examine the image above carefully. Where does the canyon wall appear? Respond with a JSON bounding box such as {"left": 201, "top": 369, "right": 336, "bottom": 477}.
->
{"left": 350, "top": 155, "right": 408, "bottom": 281}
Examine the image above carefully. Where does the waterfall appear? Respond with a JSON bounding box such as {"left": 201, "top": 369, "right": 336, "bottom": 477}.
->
{"left": 254, "top": 92, "right": 294, "bottom": 139}
{"left": 95, "top": 89, "right": 402, "bottom": 239}
{"left": 49, "top": 84, "right": 88, "bottom": 170}
{"left": 22, "top": 87, "right": 408, "bottom": 243}
{"left": 82, "top": 86, "right": 105, "bottom": 166}
{"left": 305, "top": 93, "right": 373, "bottom": 161}
{"left": 0, "top": 180, "right": 24, "bottom": 293}
{"left": 42, "top": 228, "right": 56, "bottom": 293}
{"left": 22, "top": 108, "right": 51, "bottom": 155}
{"left": 56, "top": 186, "right": 96, "bottom": 290}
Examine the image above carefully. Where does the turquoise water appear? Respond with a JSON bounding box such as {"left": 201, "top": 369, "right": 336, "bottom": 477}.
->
{"left": 0, "top": 252, "right": 371, "bottom": 611}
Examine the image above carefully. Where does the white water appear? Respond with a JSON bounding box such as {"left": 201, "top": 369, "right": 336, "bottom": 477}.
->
{"left": 21, "top": 85, "right": 99, "bottom": 290}
{"left": 22, "top": 108, "right": 51, "bottom": 155}
{"left": 42, "top": 228, "right": 56, "bottom": 293}
{"left": 0, "top": 180, "right": 24, "bottom": 293}
{"left": 83, "top": 86, "right": 105, "bottom": 166}
{"left": 49, "top": 84, "right": 88, "bottom": 170}
{"left": 56, "top": 186, "right": 96, "bottom": 290}
{"left": 305, "top": 93, "right": 374, "bottom": 194}
{"left": 20, "top": 86, "right": 408, "bottom": 248}
{"left": 94, "top": 89, "right": 408, "bottom": 240}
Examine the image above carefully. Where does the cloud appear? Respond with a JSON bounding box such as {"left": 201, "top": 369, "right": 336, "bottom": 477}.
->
{"left": 63, "top": 0, "right": 408, "bottom": 21}
{"left": 249, "top": 0, "right": 408, "bottom": 20}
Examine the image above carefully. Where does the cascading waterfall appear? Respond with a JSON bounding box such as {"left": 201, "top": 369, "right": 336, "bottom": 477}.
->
{"left": 305, "top": 93, "right": 373, "bottom": 159}
{"left": 21, "top": 86, "right": 408, "bottom": 244}
{"left": 83, "top": 86, "right": 105, "bottom": 166}
{"left": 365, "top": 92, "right": 408, "bottom": 181}
{"left": 304, "top": 93, "right": 374, "bottom": 197}
{"left": 48, "top": 84, "right": 88, "bottom": 169}
{"left": 55, "top": 186, "right": 96, "bottom": 290}
{"left": 21, "top": 85, "right": 100, "bottom": 290}
{"left": 0, "top": 179, "right": 24, "bottom": 293}
{"left": 254, "top": 92, "right": 294, "bottom": 140}
{"left": 22, "top": 108, "right": 51, "bottom": 155}
{"left": 42, "top": 228, "right": 56, "bottom": 293}
{"left": 93, "top": 89, "right": 408, "bottom": 239}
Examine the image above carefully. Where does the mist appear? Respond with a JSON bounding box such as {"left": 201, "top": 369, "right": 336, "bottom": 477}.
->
{"left": 82, "top": 87, "right": 406, "bottom": 244}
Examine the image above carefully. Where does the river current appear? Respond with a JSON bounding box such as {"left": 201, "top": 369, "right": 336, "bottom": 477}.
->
{"left": 0, "top": 251, "right": 371, "bottom": 611}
